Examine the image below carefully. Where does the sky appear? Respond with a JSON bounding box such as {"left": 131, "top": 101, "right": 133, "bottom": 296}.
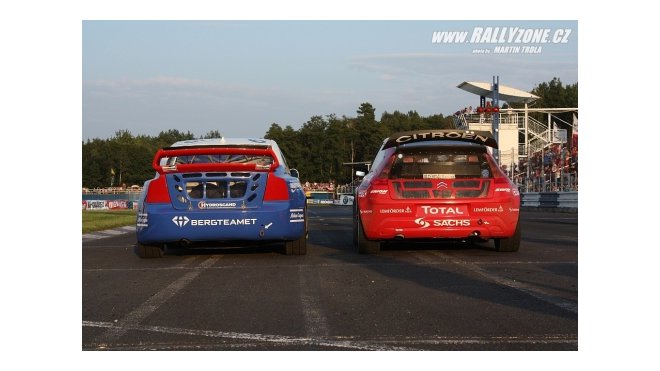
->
{"left": 82, "top": 20, "right": 578, "bottom": 141}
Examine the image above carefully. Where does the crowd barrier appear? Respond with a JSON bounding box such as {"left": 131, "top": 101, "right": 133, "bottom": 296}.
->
{"left": 520, "top": 192, "right": 578, "bottom": 212}
{"left": 82, "top": 192, "right": 577, "bottom": 212}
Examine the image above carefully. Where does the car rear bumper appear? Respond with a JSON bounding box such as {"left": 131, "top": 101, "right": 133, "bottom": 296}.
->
{"left": 359, "top": 201, "right": 519, "bottom": 240}
{"left": 136, "top": 201, "right": 305, "bottom": 245}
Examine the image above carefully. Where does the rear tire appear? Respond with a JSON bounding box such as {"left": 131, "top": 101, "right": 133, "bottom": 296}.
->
{"left": 495, "top": 223, "right": 521, "bottom": 252}
{"left": 135, "top": 243, "right": 164, "bottom": 258}
{"left": 284, "top": 233, "right": 307, "bottom": 255}
{"left": 357, "top": 216, "right": 380, "bottom": 254}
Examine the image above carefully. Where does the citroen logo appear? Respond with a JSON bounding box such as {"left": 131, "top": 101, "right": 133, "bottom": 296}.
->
{"left": 172, "top": 215, "right": 190, "bottom": 227}
{"left": 437, "top": 182, "right": 448, "bottom": 189}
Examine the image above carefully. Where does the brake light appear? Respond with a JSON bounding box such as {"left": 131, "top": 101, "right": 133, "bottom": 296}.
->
{"left": 371, "top": 177, "right": 389, "bottom": 186}
{"left": 263, "top": 173, "right": 289, "bottom": 201}
{"left": 145, "top": 176, "right": 171, "bottom": 203}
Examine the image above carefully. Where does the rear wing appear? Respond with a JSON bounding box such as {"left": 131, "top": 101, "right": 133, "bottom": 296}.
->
{"left": 152, "top": 146, "right": 279, "bottom": 174}
{"left": 382, "top": 130, "right": 498, "bottom": 149}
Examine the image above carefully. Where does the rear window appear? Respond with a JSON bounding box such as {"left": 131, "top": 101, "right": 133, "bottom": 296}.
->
{"left": 389, "top": 147, "right": 492, "bottom": 180}
{"left": 164, "top": 154, "right": 273, "bottom": 166}
{"left": 185, "top": 180, "right": 249, "bottom": 199}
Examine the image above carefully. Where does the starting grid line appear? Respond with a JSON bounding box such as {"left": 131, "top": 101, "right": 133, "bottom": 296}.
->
{"left": 83, "top": 226, "right": 134, "bottom": 241}
{"left": 83, "top": 320, "right": 577, "bottom": 350}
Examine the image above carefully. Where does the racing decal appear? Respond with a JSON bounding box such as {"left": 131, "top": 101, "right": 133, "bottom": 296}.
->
{"left": 360, "top": 209, "right": 373, "bottom": 214}
{"left": 423, "top": 174, "right": 456, "bottom": 179}
{"left": 191, "top": 218, "right": 257, "bottom": 226}
{"left": 357, "top": 190, "right": 367, "bottom": 198}
{"left": 172, "top": 216, "right": 190, "bottom": 227}
{"left": 418, "top": 205, "right": 468, "bottom": 216}
{"left": 171, "top": 216, "right": 257, "bottom": 227}
{"left": 256, "top": 164, "right": 272, "bottom": 170}
{"left": 415, "top": 218, "right": 471, "bottom": 228}
{"left": 383, "top": 130, "right": 498, "bottom": 149}
{"left": 509, "top": 207, "right": 520, "bottom": 212}
{"left": 414, "top": 218, "right": 431, "bottom": 228}
{"left": 495, "top": 188, "right": 511, "bottom": 192}
{"left": 137, "top": 213, "right": 148, "bottom": 227}
{"left": 370, "top": 189, "right": 388, "bottom": 195}
{"left": 379, "top": 206, "right": 412, "bottom": 214}
{"left": 512, "top": 189, "right": 520, "bottom": 196}
{"left": 290, "top": 208, "right": 305, "bottom": 223}
{"left": 289, "top": 181, "right": 302, "bottom": 192}
{"left": 473, "top": 205, "right": 504, "bottom": 213}
{"left": 198, "top": 201, "right": 238, "bottom": 209}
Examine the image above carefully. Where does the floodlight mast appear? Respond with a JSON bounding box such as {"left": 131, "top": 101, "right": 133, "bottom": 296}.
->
{"left": 492, "top": 75, "right": 500, "bottom": 165}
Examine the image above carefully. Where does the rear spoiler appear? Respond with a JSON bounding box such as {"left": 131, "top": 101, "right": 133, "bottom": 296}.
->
{"left": 382, "top": 130, "right": 498, "bottom": 149}
{"left": 152, "top": 146, "right": 279, "bottom": 174}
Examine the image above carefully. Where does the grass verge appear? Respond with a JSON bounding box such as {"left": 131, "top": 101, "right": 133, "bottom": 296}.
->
{"left": 83, "top": 209, "right": 136, "bottom": 234}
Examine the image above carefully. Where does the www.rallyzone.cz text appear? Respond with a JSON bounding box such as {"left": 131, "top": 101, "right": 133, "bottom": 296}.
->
{"left": 432, "top": 27, "right": 572, "bottom": 44}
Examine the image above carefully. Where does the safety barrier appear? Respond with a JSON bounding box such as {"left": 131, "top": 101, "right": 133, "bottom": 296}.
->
{"left": 521, "top": 192, "right": 578, "bottom": 212}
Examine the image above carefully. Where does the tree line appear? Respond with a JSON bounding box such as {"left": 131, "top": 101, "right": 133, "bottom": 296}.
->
{"left": 81, "top": 106, "right": 454, "bottom": 187}
{"left": 82, "top": 78, "right": 577, "bottom": 188}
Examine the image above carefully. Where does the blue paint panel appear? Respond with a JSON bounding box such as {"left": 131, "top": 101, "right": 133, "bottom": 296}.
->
{"left": 137, "top": 200, "right": 305, "bottom": 245}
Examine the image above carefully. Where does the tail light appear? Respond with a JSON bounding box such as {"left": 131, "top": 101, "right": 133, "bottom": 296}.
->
{"left": 145, "top": 176, "right": 171, "bottom": 203}
{"left": 263, "top": 173, "right": 289, "bottom": 201}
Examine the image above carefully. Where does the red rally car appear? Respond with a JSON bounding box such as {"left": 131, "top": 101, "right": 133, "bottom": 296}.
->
{"left": 353, "top": 129, "right": 521, "bottom": 254}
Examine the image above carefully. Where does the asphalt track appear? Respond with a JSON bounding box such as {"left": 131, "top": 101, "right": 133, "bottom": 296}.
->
{"left": 82, "top": 206, "right": 577, "bottom": 351}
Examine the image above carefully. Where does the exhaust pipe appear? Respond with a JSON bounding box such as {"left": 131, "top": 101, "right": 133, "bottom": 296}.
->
{"left": 394, "top": 234, "right": 405, "bottom": 240}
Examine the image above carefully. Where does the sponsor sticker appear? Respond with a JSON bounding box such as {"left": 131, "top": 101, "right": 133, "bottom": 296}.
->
{"left": 190, "top": 218, "right": 257, "bottom": 226}
{"left": 370, "top": 189, "right": 388, "bottom": 195}
{"left": 379, "top": 206, "right": 412, "bottom": 214}
{"left": 415, "top": 218, "right": 471, "bottom": 228}
{"left": 137, "top": 213, "right": 148, "bottom": 227}
{"left": 473, "top": 205, "right": 504, "bottom": 213}
{"left": 423, "top": 174, "right": 456, "bottom": 179}
{"left": 198, "top": 201, "right": 237, "bottom": 209}
{"left": 290, "top": 208, "right": 305, "bottom": 223}
{"left": 417, "top": 205, "right": 468, "bottom": 217}
{"left": 171, "top": 216, "right": 257, "bottom": 227}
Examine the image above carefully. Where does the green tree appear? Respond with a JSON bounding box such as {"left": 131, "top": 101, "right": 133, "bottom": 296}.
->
{"left": 202, "top": 130, "right": 223, "bottom": 139}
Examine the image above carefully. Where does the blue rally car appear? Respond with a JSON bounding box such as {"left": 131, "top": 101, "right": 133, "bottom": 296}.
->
{"left": 135, "top": 138, "right": 307, "bottom": 258}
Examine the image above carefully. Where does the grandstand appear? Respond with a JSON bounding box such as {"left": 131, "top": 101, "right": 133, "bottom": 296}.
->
{"left": 454, "top": 79, "right": 578, "bottom": 192}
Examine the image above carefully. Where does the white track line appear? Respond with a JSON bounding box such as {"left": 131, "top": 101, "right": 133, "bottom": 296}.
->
{"left": 93, "top": 256, "right": 220, "bottom": 344}
{"left": 299, "top": 265, "right": 329, "bottom": 338}
{"left": 83, "top": 320, "right": 576, "bottom": 350}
